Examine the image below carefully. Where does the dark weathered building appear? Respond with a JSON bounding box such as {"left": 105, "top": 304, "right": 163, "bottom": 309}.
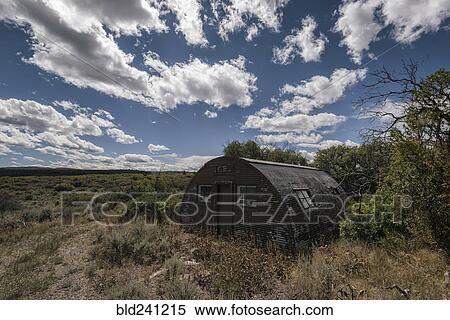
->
{"left": 180, "top": 156, "right": 344, "bottom": 253}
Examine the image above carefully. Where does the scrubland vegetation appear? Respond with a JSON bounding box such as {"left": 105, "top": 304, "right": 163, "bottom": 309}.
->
{"left": 0, "top": 171, "right": 448, "bottom": 299}
{"left": 0, "top": 66, "right": 448, "bottom": 299}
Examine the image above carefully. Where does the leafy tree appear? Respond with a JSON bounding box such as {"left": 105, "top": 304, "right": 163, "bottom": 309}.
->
{"left": 223, "top": 140, "right": 308, "bottom": 166}
{"left": 344, "top": 64, "right": 450, "bottom": 250}
{"left": 313, "top": 140, "right": 391, "bottom": 194}
{"left": 313, "top": 145, "right": 359, "bottom": 192}
{"left": 240, "top": 140, "right": 262, "bottom": 159}
{"left": 406, "top": 69, "right": 450, "bottom": 151}
{"left": 223, "top": 140, "right": 243, "bottom": 158}
{"left": 339, "top": 195, "right": 396, "bottom": 243}
{"left": 380, "top": 136, "right": 450, "bottom": 249}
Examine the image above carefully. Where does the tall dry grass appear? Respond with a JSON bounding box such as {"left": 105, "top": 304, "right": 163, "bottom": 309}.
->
{"left": 279, "top": 240, "right": 449, "bottom": 299}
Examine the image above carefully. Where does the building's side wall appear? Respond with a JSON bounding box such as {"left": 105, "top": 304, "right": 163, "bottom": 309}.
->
{"left": 250, "top": 163, "right": 343, "bottom": 252}
{"left": 181, "top": 157, "right": 294, "bottom": 251}
{"left": 268, "top": 169, "right": 342, "bottom": 252}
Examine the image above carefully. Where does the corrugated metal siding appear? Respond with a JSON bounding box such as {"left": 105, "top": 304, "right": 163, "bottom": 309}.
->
{"left": 181, "top": 157, "right": 343, "bottom": 253}
{"left": 248, "top": 161, "right": 342, "bottom": 252}
{"left": 248, "top": 162, "right": 343, "bottom": 196}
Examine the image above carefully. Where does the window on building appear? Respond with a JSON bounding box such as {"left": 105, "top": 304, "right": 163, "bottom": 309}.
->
{"left": 294, "top": 189, "right": 314, "bottom": 209}
{"left": 238, "top": 186, "right": 257, "bottom": 207}
{"left": 216, "top": 165, "right": 234, "bottom": 173}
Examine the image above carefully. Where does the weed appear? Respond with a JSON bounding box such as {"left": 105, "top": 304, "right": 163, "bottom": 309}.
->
{"left": 0, "top": 249, "right": 56, "bottom": 298}
{"left": 162, "top": 277, "right": 201, "bottom": 300}
{"left": 0, "top": 193, "right": 22, "bottom": 211}
{"left": 37, "top": 209, "right": 53, "bottom": 223}
{"left": 164, "top": 257, "right": 183, "bottom": 281}
{"left": 54, "top": 183, "right": 75, "bottom": 192}
{"left": 93, "top": 224, "right": 172, "bottom": 266}
{"left": 84, "top": 265, "right": 97, "bottom": 279}
{"left": 280, "top": 240, "right": 449, "bottom": 299}
{"left": 194, "top": 238, "right": 291, "bottom": 299}
{"left": 105, "top": 282, "right": 148, "bottom": 300}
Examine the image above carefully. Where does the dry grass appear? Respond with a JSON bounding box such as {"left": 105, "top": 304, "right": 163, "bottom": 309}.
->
{"left": 280, "top": 241, "right": 449, "bottom": 299}
{"left": 160, "top": 258, "right": 202, "bottom": 300}
{"left": 0, "top": 228, "right": 65, "bottom": 299}
{"left": 92, "top": 224, "right": 174, "bottom": 266}
{"left": 0, "top": 174, "right": 448, "bottom": 300}
{"left": 188, "top": 236, "right": 292, "bottom": 299}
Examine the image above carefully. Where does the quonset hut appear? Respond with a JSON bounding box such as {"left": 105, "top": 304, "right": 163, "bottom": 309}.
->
{"left": 179, "top": 156, "right": 344, "bottom": 253}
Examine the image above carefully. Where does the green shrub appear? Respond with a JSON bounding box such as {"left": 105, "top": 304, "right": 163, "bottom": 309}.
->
{"left": 54, "top": 183, "right": 75, "bottom": 192}
{"left": 340, "top": 218, "right": 384, "bottom": 243}
{"left": 160, "top": 257, "right": 200, "bottom": 299}
{"left": 339, "top": 195, "right": 402, "bottom": 243}
{"left": 164, "top": 257, "right": 183, "bottom": 281}
{"left": 105, "top": 283, "right": 148, "bottom": 299}
{"left": 0, "top": 193, "right": 22, "bottom": 212}
{"left": 93, "top": 224, "right": 172, "bottom": 266}
{"left": 20, "top": 210, "right": 34, "bottom": 224}
{"left": 381, "top": 139, "right": 450, "bottom": 250}
{"left": 16, "top": 209, "right": 53, "bottom": 225}
{"left": 72, "top": 179, "right": 84, "bottom": 188}
{"left": 37, "top": 209, "right": 53, "bottom": 223}
{"left": 162, "top": 278, "right": 200, "bottom": 300}
{"left": 224, "top": 140, "right": 308, "bottom": 165}
{"left": 0, "top": 252, "right": 54, "bottom": 299}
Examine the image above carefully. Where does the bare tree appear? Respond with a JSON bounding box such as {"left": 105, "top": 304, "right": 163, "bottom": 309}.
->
{"left": 357, "top": 60, "right": 450, "bottom": 151}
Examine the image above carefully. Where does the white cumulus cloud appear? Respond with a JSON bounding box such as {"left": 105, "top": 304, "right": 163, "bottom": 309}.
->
{"left": 53, "top": 0, "right": 168, "bottom": 36}
{"left": 212, "top": 0, "right": 290, "bottom": 40}
{"left": 256, "top": 133, "right": 323, "bottom": 144}
{"left": 244, "top": 112, "right": 347, "bottom": 134}
{"left": 382, "top": 0, "right": 450, "bottom": 43}
{"left": 117, "top": 153, "right": 155, "bottom": 163}
{"left": 256, "top": 132, "right": 359, "bottom": 152}
{"left": 0, "top": 98, "right": 103, "bottom": 136}
{"left": 273, "top": 16, "right": 328, "bottom": 64}
{"left": 23, "top": 156, "right": 44, "bottom": 163}
{"left": 334, "top": 0, "right": 383, "bottom": 64}
{"left": 204, "top": 110, "right": 218, "bottom": 118}
{"left": 278, "top": 68, "right": 367, "bottom": 114}
{"left": 166, "top": 0, "right": 208, "bottom": 46}
{"left": 0, "top": 0, "right": 257, "bottom": 112}
{"left": 242, "top": 68, "right": 366, "bottom": 149}
{"left": 169, "top": 155, "right": 216, "bottom": 171}
{"left": 148, "top": 144, "right": 170, "bottom": 153}
{"left": 0, "top": 98, "right": 139, "bottom": 156}
{"left": 334, "top": 0, "right": 450, "bottom": 64}
{"left": 144, "top": 53, "right": 257, "bottom": 110}
{"left": 106, "top": 128, "right": 140, "bottom": 144}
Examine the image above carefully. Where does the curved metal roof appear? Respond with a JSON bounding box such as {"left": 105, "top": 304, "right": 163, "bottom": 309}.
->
{"left": 241, "top": 158, "right": 319, "bottom": 170}
{"left": 241, "top": 157, "right": 341, "bottom": 196}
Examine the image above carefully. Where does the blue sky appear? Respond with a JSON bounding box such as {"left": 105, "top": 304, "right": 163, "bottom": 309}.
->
{"left": 0, "top": 0, "right": 449, "bottom": 170}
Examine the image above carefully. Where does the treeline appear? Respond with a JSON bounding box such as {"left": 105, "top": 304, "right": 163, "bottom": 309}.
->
{"left": 225, "top": 65, "right": 449, "bottom": 252}
{"left": 224, "top": 140, "right": 308, "bottom": 166}
{"left": 0, "top": 167, "right": 184, "bottom": 177}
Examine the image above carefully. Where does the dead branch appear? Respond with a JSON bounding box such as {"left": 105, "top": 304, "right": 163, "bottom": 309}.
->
{"left": 385, "top": 284, "right": 411, "bottom": 299}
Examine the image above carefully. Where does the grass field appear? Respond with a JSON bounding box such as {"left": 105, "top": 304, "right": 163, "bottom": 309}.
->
{"left": 0, "top": 173, "right": 448, "bottom": 299}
